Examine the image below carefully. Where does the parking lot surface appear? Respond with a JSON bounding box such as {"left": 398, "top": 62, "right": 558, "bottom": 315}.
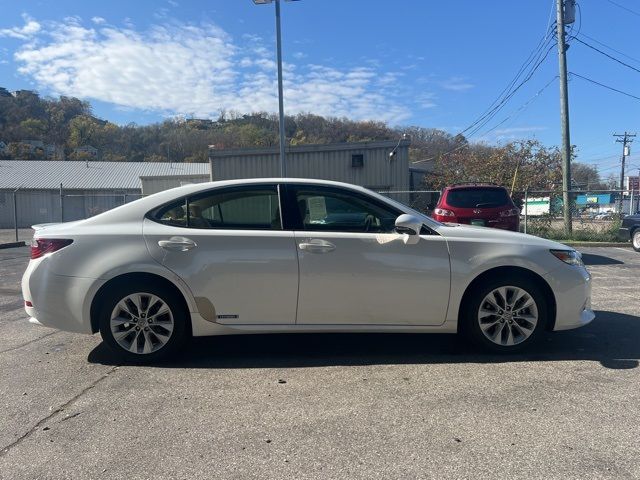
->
{"left": 1, "top": 246, "right": 639, "bottom": 479}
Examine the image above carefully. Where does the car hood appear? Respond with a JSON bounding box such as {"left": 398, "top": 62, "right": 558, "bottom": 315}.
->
{"left": 433, "top": 222, "right": 571, "bottom": 250}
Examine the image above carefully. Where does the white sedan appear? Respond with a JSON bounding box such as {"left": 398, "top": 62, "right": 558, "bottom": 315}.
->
{"left": 22, "top": 178, "right": 594, "bottom": 361}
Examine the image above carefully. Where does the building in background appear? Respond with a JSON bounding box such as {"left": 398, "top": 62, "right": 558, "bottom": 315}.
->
{"left": 209, "top": 140, "right": 412, "bottom": 194}
{"left": 625, "top": 175, "right": 639, "bottom": 195}
{"left": 0, "top": 160, "right": 210, "bottom": 228}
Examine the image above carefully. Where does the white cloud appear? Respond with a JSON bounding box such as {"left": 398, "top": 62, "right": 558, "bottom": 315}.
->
{"left": 292, "top": 51, "right": 307, "bottom": 59}
{"left": 91, "top": 17, "right": 106, "bottom": 25}
{"left": 440, "top": 76, "right": 474, "bottom": 92}
{"left": 0, "top": 14, "right": 41, "bottom": 40}
{"left": 7, "top": 17, "right": 412, "bottom": 123}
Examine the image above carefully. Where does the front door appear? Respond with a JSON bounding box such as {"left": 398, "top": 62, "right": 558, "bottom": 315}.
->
{"left": 285, "top": 184, "right": 451, "bottom": 326}
{"left": 144, "top": 184, "right": 298, "bottom": 325}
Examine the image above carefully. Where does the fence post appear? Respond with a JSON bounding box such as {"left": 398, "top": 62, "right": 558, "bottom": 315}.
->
{"left": 59, "top": 183, "right": 64, "bottom": 222}
{"left": 630, "top": 189, "right": 634, "bottom": 215}
{"left": 12, "top": 189, "right": 18, "bottom": 242}
{"left": 524, "top": 188, "right": 528, "bottom": 235}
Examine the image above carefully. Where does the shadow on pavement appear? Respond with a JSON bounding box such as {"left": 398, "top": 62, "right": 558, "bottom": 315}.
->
{"left": 581, "top": 253, "right": 624, "bottom": 266}
{"left": 88, "top": 310, "right": 640, "bottom": 370}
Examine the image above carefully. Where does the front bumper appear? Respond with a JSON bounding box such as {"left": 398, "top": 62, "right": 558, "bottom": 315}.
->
{"left": 543, "top": 264, "right": 595, "bottom": 331}
{"left": 618, "top": 227, "right": 630, "bottom": 242}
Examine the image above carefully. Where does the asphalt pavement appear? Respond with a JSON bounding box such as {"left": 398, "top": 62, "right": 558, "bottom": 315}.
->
{"left": 0, "top": 246, "right": 639, "bottom": 480}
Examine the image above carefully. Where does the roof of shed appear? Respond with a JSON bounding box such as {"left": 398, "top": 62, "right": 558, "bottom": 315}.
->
{"left": 0, "top": 161, "right": 210, "bottom": 190}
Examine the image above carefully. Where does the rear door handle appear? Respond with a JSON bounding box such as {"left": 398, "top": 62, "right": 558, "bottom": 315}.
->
{"left": 299, "top": 239, "right": 336, "bottom": 253}
{"left": 158, "top": 236, "right": 197, "bottom": 252}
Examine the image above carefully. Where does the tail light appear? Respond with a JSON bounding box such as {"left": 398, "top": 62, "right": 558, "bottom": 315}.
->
{"left": 499, "top": 208, "right": 520, "bottom": 217}
{"left": 434, "top": 208, "right": 455, "bottom": 217}
{"left": 30, "top": 238, "right": 73, "bottom": 259}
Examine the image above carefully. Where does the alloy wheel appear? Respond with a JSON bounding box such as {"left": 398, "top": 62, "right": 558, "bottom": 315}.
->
{"left": 110, "top": 293, "right": 174, "bottom": 354}
{"left": 477, "top": 286, "right": 538, "bottom": 347}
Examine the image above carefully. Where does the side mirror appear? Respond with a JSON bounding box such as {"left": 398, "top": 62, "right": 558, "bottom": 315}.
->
{"left": 395, "top": 214, "right": 423, "bottom": 237}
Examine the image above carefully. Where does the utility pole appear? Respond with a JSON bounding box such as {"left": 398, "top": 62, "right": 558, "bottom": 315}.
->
{"left": 556, "top": 0, "right": 574, "bottom": 234}
{"left": 614, "top": 132, "right": 636, "bottom": 214}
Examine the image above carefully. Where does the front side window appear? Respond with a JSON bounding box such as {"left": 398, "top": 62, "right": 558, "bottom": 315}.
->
{"left": 151, "top": 185, "right": 281, "bottom": 230}
{"left": 292, "top": 186, "right": 400, "bottom": 233}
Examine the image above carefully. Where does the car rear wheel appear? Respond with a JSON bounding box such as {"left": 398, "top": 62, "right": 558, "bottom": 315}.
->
{"left": 463, "top": 277, "right": 548, "bottom": 353}
{"left": 632, "top": 229, "right": 640, "bottom": 252}
{"left": 99, "top": 283, "right": 187, "bottom": 362}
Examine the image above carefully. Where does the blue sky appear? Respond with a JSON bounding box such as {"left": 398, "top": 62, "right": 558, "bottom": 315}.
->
{"left": 0, "top": 0, "right": 638, "bottom": 175}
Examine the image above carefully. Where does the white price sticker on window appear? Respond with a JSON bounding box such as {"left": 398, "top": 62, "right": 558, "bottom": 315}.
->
{"left": 307, "top": 196, "right": 327, "bottom": 223}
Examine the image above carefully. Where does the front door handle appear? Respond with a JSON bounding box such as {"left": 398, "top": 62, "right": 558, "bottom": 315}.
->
{"left": 158, "top": 236, "right": 197, "bottom": 252}
{"left": 299, "top": 239, "right": 336, "bottom": 253}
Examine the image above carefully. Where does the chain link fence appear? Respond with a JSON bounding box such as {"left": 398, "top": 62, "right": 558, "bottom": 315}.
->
{"left": 2, "top": 187, "right": 638, "bottom": 245}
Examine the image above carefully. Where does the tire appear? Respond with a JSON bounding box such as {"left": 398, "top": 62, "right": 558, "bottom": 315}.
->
{"left": 461, "top": 276, "right": 549, "bottom": 353}
{"left": 98, "top": 281, "right": 188, "bottom": 362}
{"left": 632, "top": 228, "right": 640, "bottom": 253}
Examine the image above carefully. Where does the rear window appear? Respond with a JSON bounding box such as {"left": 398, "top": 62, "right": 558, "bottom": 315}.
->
{"left": 445, "top": 188, "right": 511, "bottom": 208}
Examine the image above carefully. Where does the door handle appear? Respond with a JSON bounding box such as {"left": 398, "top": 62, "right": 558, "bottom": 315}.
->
{"left": 299, "top": 239, "right": 336, "bottom": 253}
{"left": 158, "top": 236, "right": 197, "bottom": 252}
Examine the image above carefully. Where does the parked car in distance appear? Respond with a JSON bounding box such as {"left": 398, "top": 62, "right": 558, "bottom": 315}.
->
{"left": 618, "top": 213, "right": 640, "bottom": 252}
{"left": 22, "top": 178, "right": 594, "bottom": 362}
{"left": 431, "top": 183, "right": 520, "bottom": 231}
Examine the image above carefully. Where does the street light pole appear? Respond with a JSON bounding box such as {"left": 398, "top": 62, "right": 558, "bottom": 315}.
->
{"left": 253, "top": 0, "right": 293, "bottom": 177}
{"left": 274, "top": 0, "right": 286, "bottom": 177}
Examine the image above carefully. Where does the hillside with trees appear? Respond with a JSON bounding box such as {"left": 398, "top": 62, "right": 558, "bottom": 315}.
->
{"left": 0, "top": 88, "right": 606, "bottom": 191}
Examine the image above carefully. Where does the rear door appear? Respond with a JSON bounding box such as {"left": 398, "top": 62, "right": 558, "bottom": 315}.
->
{"left": 284, "top": 184, "right": 451, "bottom": 326}
{"left": 144, "top": 184, "right": 299, "bottom": 325}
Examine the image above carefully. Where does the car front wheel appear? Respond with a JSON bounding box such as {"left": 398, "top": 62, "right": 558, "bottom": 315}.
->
{"left": 632, "top": 229, "right": 640, "bottom": 252}
{"left": 463, "top": 277, "right": 548, "bottom": 353}
{"left": 99, "top": 283, "right": 188, "bottom": 362}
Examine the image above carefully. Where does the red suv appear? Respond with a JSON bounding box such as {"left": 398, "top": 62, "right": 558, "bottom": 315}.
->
{"left": 431, "top": 184, "right": 520, "bottom": 231}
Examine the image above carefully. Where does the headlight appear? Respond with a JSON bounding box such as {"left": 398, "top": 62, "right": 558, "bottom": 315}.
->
{"left": 550, "top": 249, "right": 584, "bottom": 267}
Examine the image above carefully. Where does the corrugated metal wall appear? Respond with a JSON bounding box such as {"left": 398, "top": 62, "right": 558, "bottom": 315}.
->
{"left": 141, "top": 175, "right": 210, "bottom": 195}
{"left": 210, "top": 142, "right": 410, "bottom": 193}
{"left": 0, "top": 189, "right": 141, "bottom": 228}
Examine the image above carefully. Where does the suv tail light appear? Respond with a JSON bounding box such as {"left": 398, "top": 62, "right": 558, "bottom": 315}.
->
{"left": 434, "top": 208, "right": 455, "bottom": 217}
{"left": 499, "top": 208, "right": 520, "bottom": 217}
{"left": 30, "top": 238, "right": 73, "bottom": 259}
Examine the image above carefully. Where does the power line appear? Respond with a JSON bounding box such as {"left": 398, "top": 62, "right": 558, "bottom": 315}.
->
{"left": 478, "top": 76, "right": 558, "bottom": 138}
{"left": 577, "top": 32, "right": 640, "bottom": 65}
{"left": 461, "top": 34, "right": 556, "bottom": 137}
{"left": 465, "top": 40, "right": 556, "bottom": 138}
{"left": 603, "top": 0, "right": 640, "bottom": 17}
{"left": 572, "top": 37, "right": 640, "bottom": 74}
{"left": 569, "top": 71, "right": 640, "bottom": 101}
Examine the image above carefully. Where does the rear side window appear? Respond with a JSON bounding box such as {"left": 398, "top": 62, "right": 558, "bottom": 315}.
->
{"left": 445, "top": 188, "right": 511, "bottom": 208}
{"left": 150, "top": 185, "right": 281, "bottom": 230}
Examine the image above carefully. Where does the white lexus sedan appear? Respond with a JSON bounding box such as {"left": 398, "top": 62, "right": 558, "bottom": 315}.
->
{"left": 22, "top": 178, "right": 594, "bottom": 362}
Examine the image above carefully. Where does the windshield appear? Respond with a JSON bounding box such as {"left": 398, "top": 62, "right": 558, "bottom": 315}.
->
{"left": 446, "top": 188, "right": 511, "bottom": 208}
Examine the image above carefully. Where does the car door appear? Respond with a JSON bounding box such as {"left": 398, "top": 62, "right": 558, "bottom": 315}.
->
{"left": 284, "top": 184, "right": 451, "bottom": 326}
{"left": 143, "top": 184, "right": 298, "bottom": 325}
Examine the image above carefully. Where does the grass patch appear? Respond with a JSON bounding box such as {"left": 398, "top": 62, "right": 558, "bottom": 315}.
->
{"left": 525, "top": 216, "right": 622, "bottom": 242}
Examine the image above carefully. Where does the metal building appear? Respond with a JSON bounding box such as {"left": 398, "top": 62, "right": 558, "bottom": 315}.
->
{"left": 209, "top": 140, "right": 411, "bottom": 192}
{"left": 0, "top": 161, "right": 210, "bottom": 228}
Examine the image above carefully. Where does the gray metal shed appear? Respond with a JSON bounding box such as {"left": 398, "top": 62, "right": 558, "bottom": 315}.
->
{"left": 0, "top": 160, "right": 210, "bottom": 228}
{"left": 209, "top": 140, "right": 411, "bottom": 192}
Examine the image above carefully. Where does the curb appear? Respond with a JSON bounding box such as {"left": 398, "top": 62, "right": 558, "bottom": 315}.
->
{"left": 558, "top": 241, "right": 631, "bottom": 248}
{"left": 0, "top": 241, "right": 26, "bottom": 249}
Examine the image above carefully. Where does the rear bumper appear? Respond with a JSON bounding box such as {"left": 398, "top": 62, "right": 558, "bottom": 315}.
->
{"left": 543, "top": 265, "right": 595, "bottom": 331}
{"left": 22, "top": 259, "right": 101, "bottom": 334}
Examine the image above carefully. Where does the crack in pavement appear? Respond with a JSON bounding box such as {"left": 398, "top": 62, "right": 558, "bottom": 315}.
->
{"left": 0, "top": 331, "right": 61, "bottom": 355}
{"left": 0, "top": 366, "right": 119, "bottom": 457}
